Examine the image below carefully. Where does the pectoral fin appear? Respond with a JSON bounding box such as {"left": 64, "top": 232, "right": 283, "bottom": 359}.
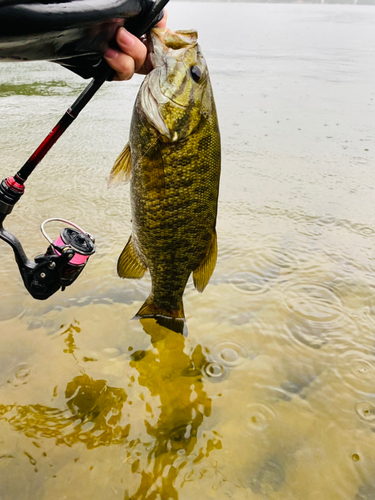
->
{"left": 193, "top": 230, "right": 217, "bottom": 293}
{"left": 108, "top": 142, "right": 132, "bottom": 187}
{"left": 117, "top": 235, "right": 147, "bottom": 279}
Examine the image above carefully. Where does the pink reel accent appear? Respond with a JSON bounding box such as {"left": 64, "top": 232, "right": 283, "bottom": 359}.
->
{"left": 53, "top": 235, "right": 89, "bottom": 266}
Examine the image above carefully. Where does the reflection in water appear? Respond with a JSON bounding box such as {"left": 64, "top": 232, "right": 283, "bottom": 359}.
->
{"left": 0, "top": 80, "right": 83, "bottom": 97}
{"left": 0, "top": 319, "right": 221, "bottom": 499}
{"left": 0, "top": 374, "right": 130, "bottom": 449}
{"left": 126, "top": 319, "right": 219, "bottom": 500}
{"left": 61, "top": 321, "right": 81, "bottom": 358}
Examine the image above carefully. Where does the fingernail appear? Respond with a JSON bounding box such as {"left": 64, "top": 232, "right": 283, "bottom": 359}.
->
{"left": 119, "top": 28, "right": 134, "bottom": 47}
{"left": 105, "top": 48, "right": 118, "bottom": 59}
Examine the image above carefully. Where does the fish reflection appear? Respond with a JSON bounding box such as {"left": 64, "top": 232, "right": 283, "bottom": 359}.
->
{"left": 127, "top": 318, "right": 219, "bottom": 499}
{"left": 0, "top": 374, "right": 130, "bottom": 449}
{"left": 0, "top": 320, "right": 222, "bottom": 499}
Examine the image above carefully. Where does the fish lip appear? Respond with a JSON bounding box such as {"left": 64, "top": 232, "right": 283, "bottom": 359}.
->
{"left": 148, "top": 28, "right": 162, "bottom": 70}
{"left": 149, "top": 50, "right": 156, "bottom": 71}
{"left": 146, "top": 32, "right": 156, "bottom": 70}
{"left": 149, "top": 27, "right": 179, "bottom": 70}
{"left": 149, "top": 37, "right": 163, "bottom": 71}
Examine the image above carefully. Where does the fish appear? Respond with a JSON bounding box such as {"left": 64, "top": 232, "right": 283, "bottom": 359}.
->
{"left": 109, "top": 27, "right": 221, "bottom": 335}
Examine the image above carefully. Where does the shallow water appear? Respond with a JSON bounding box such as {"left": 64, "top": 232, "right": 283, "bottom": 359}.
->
{"left": 1, "top": 3, "right": 375, "bottom": 499}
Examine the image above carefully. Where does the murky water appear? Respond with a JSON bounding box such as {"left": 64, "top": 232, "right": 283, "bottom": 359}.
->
{"left": 1, "top": 3, "right": 375, "bottom": 499}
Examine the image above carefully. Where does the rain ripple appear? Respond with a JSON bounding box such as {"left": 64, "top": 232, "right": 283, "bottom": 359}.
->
{"left": 212, "top": 341, "right": 249, "bottom": 368}
{"left": 202, "top": 362, "right": 227, "bottom": 383}
{"left": 9, "top": 363, "right": 31, "bottom": 387}
{"left": 282, "top": 282, "right": 346, "bottom": 349}
{"left": 247, "top": 403, "right": 276, "bottom": 431}
{"left": 226, "top": 271, "right": 271, "bottom": 295}
{"left": 355, "top": 402, "right": 375, "bottom": 425}
{"left": 202, "top": 341, "right": 251, "bottom": 383}
{"left": 336, "top": 349, "right": 375, "bottom": 394}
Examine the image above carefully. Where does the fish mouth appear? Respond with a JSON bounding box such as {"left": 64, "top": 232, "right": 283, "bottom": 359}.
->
{"left": 149, "top": 28, "right": 198, "bottom": 70}
{"left": 142, "top": 28, "right": 200, "bottom": 139}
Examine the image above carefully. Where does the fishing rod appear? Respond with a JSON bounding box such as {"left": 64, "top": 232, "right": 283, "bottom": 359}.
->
{"left": 0, "top": 0, "right": 168, "bottom": 300}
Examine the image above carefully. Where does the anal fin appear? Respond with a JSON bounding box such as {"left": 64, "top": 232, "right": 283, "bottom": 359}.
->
{"left": 117, "top": 235, "right": 147, "bottom": 279}
{"left": 193, "top": 230, "right": 217, "bottom": 293}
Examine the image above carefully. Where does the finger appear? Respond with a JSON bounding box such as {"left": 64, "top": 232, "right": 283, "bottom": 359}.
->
{"left": 105, "top": 15, "right": 168, "bottom": 79}
{"left": 137, "top": 13, "right": 168, "bottom": 75}
{"left": 115, "top": 27, "right": 147, "bottom": 72}
{"left": 157, "top": 10, "right": 168, "bottom": 29}
{"left": 104, "top": 51, "right": 136, "bottom": 81}
{"left": 137, "top": 53, "right": 153, "bottom": 76}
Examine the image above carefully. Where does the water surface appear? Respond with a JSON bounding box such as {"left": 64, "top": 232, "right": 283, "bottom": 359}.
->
{"left": 0, "top": 3, "right": 375, "bottom": 499}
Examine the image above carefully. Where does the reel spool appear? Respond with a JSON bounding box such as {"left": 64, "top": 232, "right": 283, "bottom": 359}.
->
{"left": 41, "top": 218, "right": 95, "bottom": 290}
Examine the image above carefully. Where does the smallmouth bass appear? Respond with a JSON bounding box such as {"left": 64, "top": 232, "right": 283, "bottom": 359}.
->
{"left": 109, "top": 28, "right": 221, "bottom": 335}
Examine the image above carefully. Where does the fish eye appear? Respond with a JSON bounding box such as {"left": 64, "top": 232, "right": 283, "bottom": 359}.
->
{"left": 190, "top": 65, "right": 202, "bottom": 83}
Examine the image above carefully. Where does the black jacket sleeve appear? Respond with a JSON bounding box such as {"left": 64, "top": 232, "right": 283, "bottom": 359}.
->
{"left": 0, "top": 0, "right": 158, "bottom": 78}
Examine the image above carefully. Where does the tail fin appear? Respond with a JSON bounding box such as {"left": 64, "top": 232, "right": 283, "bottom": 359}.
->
{"left": 133, "top": 296, "right": 187, "bottom": 336}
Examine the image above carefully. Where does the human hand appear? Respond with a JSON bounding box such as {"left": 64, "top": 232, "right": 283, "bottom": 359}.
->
{"left": 104, "top": 12, "right": 167, "bottom": 81}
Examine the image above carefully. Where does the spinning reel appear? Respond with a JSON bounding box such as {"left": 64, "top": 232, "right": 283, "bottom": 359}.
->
{"left": 0, "top": 175, "right": 95, "bottom": 300}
